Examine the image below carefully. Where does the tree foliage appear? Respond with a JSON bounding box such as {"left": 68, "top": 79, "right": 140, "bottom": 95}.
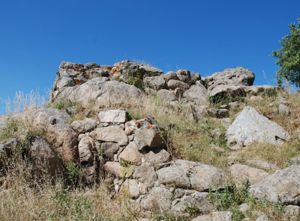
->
{"left": 273, "top": 19, "right": 300, "bottom": 87}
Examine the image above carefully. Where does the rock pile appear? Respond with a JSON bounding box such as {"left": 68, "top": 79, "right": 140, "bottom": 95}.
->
{"left": 0, "top": 60, "right": 299, "bottom": 220}
{"left": 51, "top": 60, "right": 279, "bottom": 120}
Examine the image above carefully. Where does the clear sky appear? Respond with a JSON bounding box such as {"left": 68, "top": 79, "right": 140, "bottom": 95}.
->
{"left": 0, "top": 0, "right": 299, "bottom": 114}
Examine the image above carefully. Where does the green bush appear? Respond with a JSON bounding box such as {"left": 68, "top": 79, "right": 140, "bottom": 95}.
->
{"left": 273, "top": 18, "right": 300, "bottom": 87}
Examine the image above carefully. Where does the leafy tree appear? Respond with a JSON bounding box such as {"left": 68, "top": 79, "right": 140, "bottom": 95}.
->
{"left": 273, "top": 19, "right": 300, "bottom": 87}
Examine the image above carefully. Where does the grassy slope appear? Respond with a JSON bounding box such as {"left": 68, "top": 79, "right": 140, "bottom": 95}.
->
{"left": 0, "top": 92, "right": 300, "bottom": 221}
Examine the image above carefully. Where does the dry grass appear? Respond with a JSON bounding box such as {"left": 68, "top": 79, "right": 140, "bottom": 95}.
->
{"left": 1, "top": 90, "right": 299, "bottom": 220}
{"left": 119, "top": 95, "right": 231, "bottom": 168}
{"left": 236, "top": 139, "right": 300, "bottom": 169}
{"left": 0, "top": 176, "right": 136, "bottom": 221}
{"left": 5, "top": 90, "right": 47, "bottom": 114}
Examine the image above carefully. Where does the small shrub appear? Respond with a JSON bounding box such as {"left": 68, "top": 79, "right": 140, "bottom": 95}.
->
{"left": 50, "top": 99, "right": 76, "bottom": 110}
{"left": 65, "top": 162, "right": 81, "bottom": 186}
{"left": 0, "top": 119, "right": 19, "bottom": 141}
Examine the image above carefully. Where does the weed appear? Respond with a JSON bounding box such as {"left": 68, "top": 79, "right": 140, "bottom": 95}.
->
{"left": 0, "top": 119, "right": 19, "bottom": 141}
{"left": 65, "top": 162, "right": 81, "bottom": 185}
{"left": 50, "top": 99, "right": 76, "bottom": 110}
{"left": 127, "top": 75, "right": 143, "bottom": 89}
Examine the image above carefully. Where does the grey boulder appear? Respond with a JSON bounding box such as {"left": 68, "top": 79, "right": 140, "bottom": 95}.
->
{"left": 249, "top": 165, "right": 300, "bottom": 204}
{"left": 183, "top": 81, "right": 208, "bottom": 105}
{"left": 227, "top": 106, "right": 289, "bottom": 146}
{"left": 143, "top": 76, "right": 166, "bottom": 90}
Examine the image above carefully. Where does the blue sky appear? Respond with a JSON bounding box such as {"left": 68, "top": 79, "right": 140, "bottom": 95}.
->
{"left": 0, "top": 0, "right": 299, "bottom": 114}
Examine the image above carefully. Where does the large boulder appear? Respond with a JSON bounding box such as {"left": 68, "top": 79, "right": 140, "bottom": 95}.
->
{"left": 157, "top": 89, "right": 177, "bottom": 102}
{"left": 157, "top": 165, "right": 191, "bottom": 188}
{"left": 92, "top": 126, "right": 128, "bottom": 146}
{"left": 229, "top": 164, "right": 268, "bottom": 185}
{"left": 176, "top": 70, "right": 192, "bottom": 83}
{"left": 227, "top": 106, "right": 289, "bottom": 146}
{"left": 140, "top": 186, "right": 173, "bottom": 212}
{"left": 29, "top": 137, "right": 64, "bottom": 178}
{"left": 206, "top": 67, "right": 255, "bottom": 90}
{"left": 249, "top": 165, "right": 300, "bottom": 204}
{"left": 22, "top": 108, "right": 78, "bottom": 163}
{"left": 206, "top": 67, "right": 255, "bottom": 103}
{"left": 118, "top": 142, "right": 142, "bottom": 165}
{"left": 134, "top": 127, "right": 165, "bottom": 151}
{"left": 183, "top": 81, "right": 208, "bottom": 105}
{"left": 111, "top": 60, "right": 163, "bottom": 81}
{"left": 52, "top": 77, "right": 142, "bottom": 109}
{"left": 171, "top": 191, "right": 213, "bottom": 215}
{"left": 71, "top": 118, "right": 97, "bottom": 133}
{"left": 157, "top": 160, "right": 225, "bottom": 191}
{"left": 208, "top": 85, "right": 247, "bottom": 103}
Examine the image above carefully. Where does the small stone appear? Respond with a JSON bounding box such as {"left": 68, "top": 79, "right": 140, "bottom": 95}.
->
{"left": 104, "top": 162, "right": 134, "bottom": 178}
{"left": 176, "top": 70, "right": 191, "bottom": 83}
{"left": 144, "top": 149, "right": 170, "bottom": 166}
{"left": 143, "top": 76, "right": 166, "bottom": 90}
{"left": 122, "top": 179, "right": 140, "bottom": 198}
{"left": 94, "top": 126, "right": 128, "bottom": 146}
{"left": 119, "top": 142, "right": 142, "bottom": 165}
{"left": 157, "top": 89, "right": 177, "bottom": 102}
{"left": 104, "top": 161, "right": 123, "bottom": 177}
{"left": 71, "top": 118, "right": 97, "bottom": 133}
{"left": 212, "top": 211, "right": 233, "bottom": 221}
{"left": 101, "top": 142, "right": 120, "bottom": 159}
{"left": 256, "top": 214, "right": 268, "bottom": 221}
{"left": 78, "top": 135, "right": 94, "bottom": 164}
{"left": 167, "top": 79, "right": 190, "bottom": 91}
{"left": 192, "top": 215, "right": 212, "bottom": 221}
{"left": 134, "top": 127, "right": 165, "bottom": 151}
{"left": 239, "top": 203, "right": 250, "bottom": 213}
{"left": 278, "top": 103, "right": 290, "bottom": 116}
{"left": 163, "top": 71, "right": 179, "bottom": 82}
{"left": 125, "top": 120, "right": 138, "bottom": 135}
{"left": 98, "top": 109, "right": 127, "bottom": 123}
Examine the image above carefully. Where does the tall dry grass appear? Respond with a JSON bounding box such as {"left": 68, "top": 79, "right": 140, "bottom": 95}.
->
{"left": 5, "top": 90, "right": 47, "bottom": 114}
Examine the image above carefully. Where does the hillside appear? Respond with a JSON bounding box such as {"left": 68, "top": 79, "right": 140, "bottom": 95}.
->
{"left": 0, "top": 60, "right": 300, "bottom": 221}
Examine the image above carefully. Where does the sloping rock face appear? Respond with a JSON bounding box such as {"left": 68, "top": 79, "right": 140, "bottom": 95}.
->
{"left": 227, "top": 106, "right": 289, "bottom": 146}
{"left": 249, "top": 165, "right": 300, "bottom": 205}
